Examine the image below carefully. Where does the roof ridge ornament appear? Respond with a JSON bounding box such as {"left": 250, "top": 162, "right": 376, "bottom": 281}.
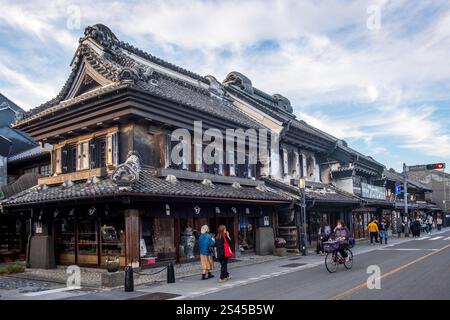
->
{"left": 231, "top": 181, "right": 242, "bottom": 189}
{"left": 62, "top": 180, "right": 74, "bottom": 188}
{"left": 83, "top": 24, "right": 119, "bottom": 50}
{"left": 166, "top": 175, "right": 178, "bottom": 184}
{"left": 112, "top": 151, "right": 141, "bottom": 190}
{"left": 256, "top": 184, "right": 268, "bottom": 192}
{"left": 201, "top": 179, "right": 214, "bottom": 188}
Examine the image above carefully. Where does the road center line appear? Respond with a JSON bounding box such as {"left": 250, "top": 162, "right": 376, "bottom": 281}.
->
{"left": 330, "top": 243, "right": 450, "bottom": 300}
{"left": 380, "top": 248, "right": 438, "bottom": 251}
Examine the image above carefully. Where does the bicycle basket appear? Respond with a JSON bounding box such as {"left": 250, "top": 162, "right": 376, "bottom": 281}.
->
{"left": 323, "top": 241, "right": 339, "bottom": 253}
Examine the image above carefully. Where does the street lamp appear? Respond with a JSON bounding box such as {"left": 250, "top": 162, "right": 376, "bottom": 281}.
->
{"left": 298, "top": 178, "right": 307, "bottom": 256}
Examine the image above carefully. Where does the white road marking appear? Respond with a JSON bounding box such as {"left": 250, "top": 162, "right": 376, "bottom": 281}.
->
{"left": 22, "top": 286, "right": 81, "bottom": 297}
{"left": 444, "top": 237, "right": 450, "bottom": 241}
{"left": 380, "top": 248, "right": 438, "bottom": 251}
{"left": 429, "top": 236, "right": 444, "bottom": 241}
{"left": 414, "top": 236, "right": 430, "bottom": 240}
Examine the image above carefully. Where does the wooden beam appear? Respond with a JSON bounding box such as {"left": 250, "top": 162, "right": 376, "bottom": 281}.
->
{"left": 125, "top": 209, "right": 141, "bottom": 267}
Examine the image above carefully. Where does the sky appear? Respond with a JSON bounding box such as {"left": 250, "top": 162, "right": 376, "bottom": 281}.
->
{"left": 0, "top": 0, "right": 449, "bottom": 172}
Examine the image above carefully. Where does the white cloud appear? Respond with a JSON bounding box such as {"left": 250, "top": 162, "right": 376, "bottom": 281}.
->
{"left": 0, "top": 0, "right": 449, "bottom": 164}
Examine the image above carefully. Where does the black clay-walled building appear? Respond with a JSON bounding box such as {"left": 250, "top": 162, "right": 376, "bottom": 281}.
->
{"left": 1, "top": 25, "right": 292, "bottom": 269}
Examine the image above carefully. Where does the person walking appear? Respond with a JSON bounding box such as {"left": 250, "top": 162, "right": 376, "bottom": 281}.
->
{"left": 379, "top": 218, "right": 389, "bottom": 245}
{"left": 427, "top": 215, "right": 433, "bottom": 234}
{"left": 215, "top": 225, "right": 233, "bottom": 283}
{"left": 368, "top": 217, "right": 379, "bottom": 245}
{"left": 437, "top": 215, "right": 443, "bottom": 231}
{"left": 198, "top": 225, "right": 215, "bottom": 280}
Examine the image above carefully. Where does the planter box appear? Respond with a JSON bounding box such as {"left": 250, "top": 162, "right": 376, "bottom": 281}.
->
{"left": 101, "top": 271, "right": 124, "bottom": 287}
{"left": 273, "top": 247, "right": 287, "bottom": 257}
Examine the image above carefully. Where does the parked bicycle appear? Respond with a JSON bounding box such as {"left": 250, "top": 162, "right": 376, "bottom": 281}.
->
{"left": 323, "top": 240, "right": 353, "bottom": 273}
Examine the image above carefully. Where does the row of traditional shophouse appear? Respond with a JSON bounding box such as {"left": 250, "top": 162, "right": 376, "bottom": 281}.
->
{"left": 0, "top": 24, "right": 444, "bottom": 268}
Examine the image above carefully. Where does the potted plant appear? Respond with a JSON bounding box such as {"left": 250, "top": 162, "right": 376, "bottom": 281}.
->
{"left": 274, "top": 237, "right": 287, "bottom": 256}
{"left": 106, "top": 256, "right": 120, "bottom": 272}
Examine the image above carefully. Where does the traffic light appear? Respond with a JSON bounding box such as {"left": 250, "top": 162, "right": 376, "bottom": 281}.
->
{"left": 426, "top": 163, "right": 445, "bottom": 170}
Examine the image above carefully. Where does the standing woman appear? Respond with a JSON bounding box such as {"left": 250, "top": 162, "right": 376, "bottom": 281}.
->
{"left": 215, "top": 225, "right": 233, "bottom": 283}
{"left": 199, "top": 225, "right": 215, "bottom": 280}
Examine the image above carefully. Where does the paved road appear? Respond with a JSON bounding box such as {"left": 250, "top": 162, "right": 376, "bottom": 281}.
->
{"left": 1, "top": 229, "right": 448, "bottom": 300}
{"left": 193, "top": 229, "right": 450, "bottom": 300}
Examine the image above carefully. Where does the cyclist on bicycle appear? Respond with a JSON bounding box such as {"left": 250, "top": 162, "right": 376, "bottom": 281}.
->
{"left": 332, "top": 220, "right": 350, "bottom": 259}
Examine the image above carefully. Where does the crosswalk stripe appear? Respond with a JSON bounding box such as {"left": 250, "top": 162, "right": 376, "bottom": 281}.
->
{"left": 414, "top": 236, "right": 430, "bottom": 240}
{"left": 444, "top": 237, "right": 450, "bottom": 241}
{"left": 429, "top": 236, "right": 444, "bottom": 241}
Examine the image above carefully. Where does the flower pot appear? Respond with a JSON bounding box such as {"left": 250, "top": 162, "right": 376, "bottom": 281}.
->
{"left": 274, "top": 247, "right": 287, "bottom": 257}
{"left": 106, "top": 260, "right": 120, "bottom": 273}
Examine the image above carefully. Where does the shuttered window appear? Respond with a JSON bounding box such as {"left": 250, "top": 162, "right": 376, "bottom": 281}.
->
{"left": 89, "top": 136, "right": 106, "bottom": 169}
{"left": 61, "top": 144, "right": 77, "bottom": 174}
{"left": 76, "top": 141, "right": 90, "bottom": 170}
{"left": 106, "top": 133, "right": 118, "bottom": 167}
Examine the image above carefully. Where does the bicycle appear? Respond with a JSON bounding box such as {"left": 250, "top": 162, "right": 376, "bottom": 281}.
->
{"left": 323, "top": 240, "right": 353, "bottom": 273}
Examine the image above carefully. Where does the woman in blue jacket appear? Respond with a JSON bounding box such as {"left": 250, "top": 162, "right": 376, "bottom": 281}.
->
{"left": 199, "top": 225, "right": 215, "bottom": 280}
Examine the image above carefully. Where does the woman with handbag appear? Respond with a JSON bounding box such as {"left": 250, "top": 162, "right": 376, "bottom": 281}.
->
{"left": 199, "top": 225, "right": 215, "bottom": 280}
{"left": 215, "top": 225, "right": 233, "bottom": 283}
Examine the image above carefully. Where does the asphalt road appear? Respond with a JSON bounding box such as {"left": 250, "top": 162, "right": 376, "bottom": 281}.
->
{"left": 195, "top": 230, "right": 450, "bottom": 300}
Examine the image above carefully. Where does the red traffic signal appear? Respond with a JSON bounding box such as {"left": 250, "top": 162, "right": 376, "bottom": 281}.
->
{"left": 426, "top": 163, "right": 445, "bottom": 170}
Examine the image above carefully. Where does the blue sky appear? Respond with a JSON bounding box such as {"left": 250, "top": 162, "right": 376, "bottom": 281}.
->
{"left": 0, "top": 0, "right": 449, "bottom": 172}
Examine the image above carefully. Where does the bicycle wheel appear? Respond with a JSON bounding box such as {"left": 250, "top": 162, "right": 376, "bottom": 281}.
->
{"left": 325, "top": 252, "right": 338, "bottom": 273}
{"left": 343, "top": 249, "right": 353, "bottom": 270}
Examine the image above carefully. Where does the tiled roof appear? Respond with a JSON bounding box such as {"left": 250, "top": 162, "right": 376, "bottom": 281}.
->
{"left": 262, "top": 177, "right": 361, "bottom": 204}
{"left": 1, "top": 167, "right": 292, "bottom": 207}
{"left": 8, "top": 144, "right": 51, "bottom": 163}
{"left": 17, "top": 25, "right": 262, "bottom": 130}
{"left": 384, "top": 169, "right": 432, "bottom": 192}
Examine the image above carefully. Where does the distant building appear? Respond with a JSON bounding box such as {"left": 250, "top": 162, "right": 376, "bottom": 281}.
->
{"left": 407, "top": 169, "right": 450, "bottom": 213}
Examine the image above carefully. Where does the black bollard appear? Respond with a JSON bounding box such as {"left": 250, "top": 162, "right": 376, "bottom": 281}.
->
{"left": 124, "top": 266, "right": 134, "bottom": 292}
{"left": 167, "top": 262, "right": 175, "bottom": 283}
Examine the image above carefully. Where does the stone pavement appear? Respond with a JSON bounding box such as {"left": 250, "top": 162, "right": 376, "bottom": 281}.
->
{"left": 2, "top": 252, "right": 281, "bottom": 289}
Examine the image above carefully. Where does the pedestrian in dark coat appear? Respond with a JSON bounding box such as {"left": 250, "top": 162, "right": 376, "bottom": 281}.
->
{"left": 215, "top": 225, "right": 233, "bottom": 283}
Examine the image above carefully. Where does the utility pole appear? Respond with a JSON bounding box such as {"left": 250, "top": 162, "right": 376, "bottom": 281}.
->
{"left": 403, "top": 163, "right": 409, "bottom": 219}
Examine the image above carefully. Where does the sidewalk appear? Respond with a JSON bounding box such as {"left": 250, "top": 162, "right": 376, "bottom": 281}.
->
{"left": 4, "top": 252, "right": 282, "bottom": 288}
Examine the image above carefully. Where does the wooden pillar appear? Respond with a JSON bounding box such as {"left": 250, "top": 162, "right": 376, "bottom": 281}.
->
{"left": 125, "top": 209, "right": 141, "bottom": 267}
{"left": 233, "top": 215, "right": 239, "bottom": 252}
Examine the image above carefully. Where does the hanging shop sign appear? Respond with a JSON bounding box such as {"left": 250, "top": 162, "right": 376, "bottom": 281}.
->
{"left": 165, "top": 204, "right": 171, "bottom": 216}
{"left": 361, "top": 182, "right": 386, "bottom": 200}
{"left": 194, "top": 205, "right": 201, "bottom": 215}
{"left": 88, "top": 207, "right": 97, "bottom": 216}
{"left": 231, "top": 207, "right": 237, "bottom": 214}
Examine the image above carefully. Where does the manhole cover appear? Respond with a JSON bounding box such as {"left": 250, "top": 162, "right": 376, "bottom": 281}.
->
{"left": 128, "top": 292, "right": 181, "bottom": 300}
{"left": 280, "top": 263, "right": 306, "bottom": 268}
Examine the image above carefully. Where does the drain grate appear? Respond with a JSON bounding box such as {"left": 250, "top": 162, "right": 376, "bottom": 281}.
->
{"left": 128, "top": 292, "right": 181, "bottom": 300}
{"left": 280, "top": 263, "right": 306, "bottom": 268}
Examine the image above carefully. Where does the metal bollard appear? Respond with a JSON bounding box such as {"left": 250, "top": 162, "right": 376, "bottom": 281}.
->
{"left": 167, "top": 262, "right": 175, "bottom": 283}
{"left": 124, "top": 266, "right": 134, "bottom": 292}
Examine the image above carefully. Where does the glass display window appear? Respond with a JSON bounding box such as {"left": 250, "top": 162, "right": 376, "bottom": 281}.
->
{"left": 100, "top": 213, "right": 126, "bottom": 267}
{"left": 238, "top": 215, "right": 255, "bottom": 253}
{"left": 55, "top": 216, "right": 76, "bottom": 265}
{"left": 141, "top": 217, "right": 176, "bottom": 264}
{"left": 77, "top": 217, "right": 98, "bottom": 266}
